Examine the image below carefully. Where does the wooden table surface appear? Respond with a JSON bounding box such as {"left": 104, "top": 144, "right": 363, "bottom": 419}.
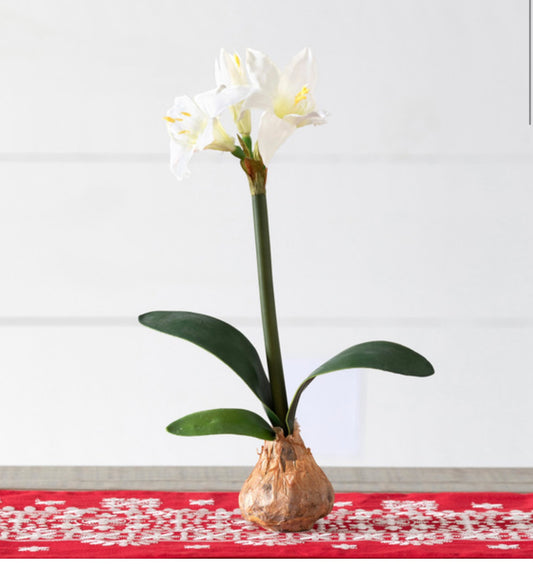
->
{"left": 1, "top": 467, "right": 533, "bottom": 492}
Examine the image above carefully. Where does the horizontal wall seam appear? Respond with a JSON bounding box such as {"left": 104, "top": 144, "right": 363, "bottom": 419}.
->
{"left": 1, "top": 316, "right": 533, "bottom": 328}
{"left": 2, "top": 153, "right": 533, "bottom": 164}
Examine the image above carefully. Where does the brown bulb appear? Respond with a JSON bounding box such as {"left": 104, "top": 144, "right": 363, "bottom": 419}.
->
{"left": 239, "top": 424, "right": 334, "bottom": 532}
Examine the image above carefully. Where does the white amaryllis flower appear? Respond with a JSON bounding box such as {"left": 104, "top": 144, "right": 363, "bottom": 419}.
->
{"left": 165, "top": 85, "right": 248, "bottom": 180}
{"left": 245, "top": 47, "right": 327, "bottom": 164}
{"left": 215, "top": 49, "right": 252, "bottom": 135}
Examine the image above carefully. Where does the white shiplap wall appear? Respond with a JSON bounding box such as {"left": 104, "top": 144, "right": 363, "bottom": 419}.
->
{"left": 1, "top": 0, "right": 532, "bottom": 467}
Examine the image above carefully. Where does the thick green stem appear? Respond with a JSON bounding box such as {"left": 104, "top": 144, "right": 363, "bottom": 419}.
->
{"left": 251, "top": 193, "right": 288, "bottom": 428}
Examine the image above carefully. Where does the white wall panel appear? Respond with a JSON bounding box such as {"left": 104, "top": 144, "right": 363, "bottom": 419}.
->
{"left": 1, "top": 323, "right": 531, "bottom": 466}
{"left": 1, "top": 160, "right": 532, "bottom": 319}
{"left": 0, "top": 0, "right": 530, "bottom": 156}
{"left": 358, "top": 326, "right": 533, "bottom": 466}
{"left": 0, "top": 324, "right": 265, "bottom": 466}
{"left": 1, "top": 0, "right": 532, "bottom": 468}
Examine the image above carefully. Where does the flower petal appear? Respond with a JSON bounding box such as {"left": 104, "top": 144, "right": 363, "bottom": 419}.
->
{"left": 216, "top": 49, "right": 248, "bottom": 87}
{"left": 166, "top": 95, "right": 209, "bottom": 146}
{"left": 215, "top": 49, "right": 231, "bottom": 86}
{"left": 241, "top": 88, "right": 273, "bottom": 112}
{"left": 245, "top": 48, "right": 280, "bottom": 108}
{"left": 205, "top": 118, "right": 236, "bottom": 151}
{"left": 169, "top": 139, "right": 194, "bottom": 180}
{"left": 257, "top": 111, "right": 297, "bottom": 164}
{"left": 195, "top": 119, "right": 215, "bottom": 151}
{"left": 166, "top": 95, "right": 199, "bottom": 123}
{"left": 278, "top": 47, "right": 317, "bottom": 98}
{"left": 195, "top": 85, "right": 250, "bottom": 117}
{"left": 284, "top": 109, "right": 328, "bottom": 128}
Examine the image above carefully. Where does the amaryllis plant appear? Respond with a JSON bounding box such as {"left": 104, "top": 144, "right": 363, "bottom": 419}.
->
{"left": 139, "top": 48, "right": 434, "bottom": 442}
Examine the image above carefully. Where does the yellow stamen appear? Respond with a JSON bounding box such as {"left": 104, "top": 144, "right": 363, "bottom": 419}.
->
{"left": 234, "top": 53, "right": 241, "bottom": 67}
{"left": 178, "top": 129, "right": 190, "bottom": 135}
{"left": 181, "top": 111, "right": 192, "bottom": 117}
{"left": 294, "top": 85, "right": 310, "bottom": 105}
{"left": 164, "top": 116, "right": 176, "bottom": 123}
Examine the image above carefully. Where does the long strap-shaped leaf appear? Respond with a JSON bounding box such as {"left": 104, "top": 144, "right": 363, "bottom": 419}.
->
{"left": 139, "top": 311, "right": 273, "bottom": 407}
{"left": 167, "top": 408, "right": 276, "bottom": 441}
{"left": 286, "top": 340, "right": 434, "bottom": 432}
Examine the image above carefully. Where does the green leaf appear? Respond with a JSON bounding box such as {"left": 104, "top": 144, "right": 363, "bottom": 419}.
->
{"left": 263, "top": 405, "right": 283, "bottom": 428}
{"left": 286, "top": 341, "right": 434, "bottom": 432}
{"left": 167, "top": 408, "right": 276, "bottom": 440}
{"left": 138, "top": 311, "right": 273, "bottom": 409}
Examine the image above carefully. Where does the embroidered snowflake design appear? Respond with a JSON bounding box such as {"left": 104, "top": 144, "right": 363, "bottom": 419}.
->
{"left": 0, "top": 497, "right": 532, "bottom": 549}
{"left": 472, "top": 503, "right": 503, "bottom": 510}
{"left": 35, "top": 499, "right": 65, "bottom": 506}
{"left": 189, "top": 499, "right": 214, "bottom": 506}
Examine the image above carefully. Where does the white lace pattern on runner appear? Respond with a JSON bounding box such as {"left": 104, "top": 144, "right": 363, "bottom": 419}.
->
{"left": 0, "top": 497, "right": 531, "bottom": 548}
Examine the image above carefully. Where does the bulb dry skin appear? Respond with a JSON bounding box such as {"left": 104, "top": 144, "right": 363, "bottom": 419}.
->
{"left": 239, "top": 425, "right": 334, "bottom": 532}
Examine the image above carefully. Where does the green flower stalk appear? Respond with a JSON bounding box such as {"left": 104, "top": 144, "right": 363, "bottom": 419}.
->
{"left": 251, "top": 192, "right": 288, "bottom": 426}
{"left": 242, "top": 159, "right": 289, "bottom": 429}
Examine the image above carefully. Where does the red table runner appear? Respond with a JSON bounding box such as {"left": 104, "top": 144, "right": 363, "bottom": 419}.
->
{"left": 1, "top": 490, "right": 532, "bottom": 558}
